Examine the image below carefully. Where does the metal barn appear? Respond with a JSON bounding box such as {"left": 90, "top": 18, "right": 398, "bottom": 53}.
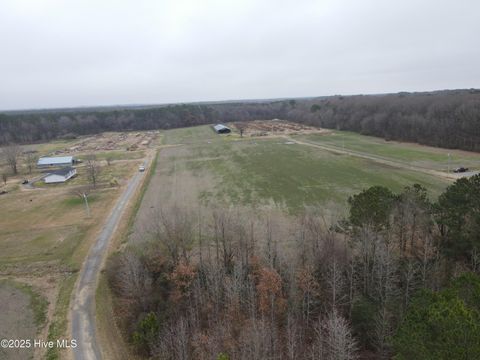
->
{"left": 213, "top": 124, "right": 231, "bottom": 134}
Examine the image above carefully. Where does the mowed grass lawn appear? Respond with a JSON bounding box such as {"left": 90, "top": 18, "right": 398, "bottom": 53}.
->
{"left": 0, "top": 187, "right": 116, "bottom": 270}
{"left": 162, "top": 126, "right": 449, "bottom": 212}
{"left": 298, "top": 131, "right": 480, "bottom": 171}
{"left": 0, "top": 139, "right": 142, "bottom": 271}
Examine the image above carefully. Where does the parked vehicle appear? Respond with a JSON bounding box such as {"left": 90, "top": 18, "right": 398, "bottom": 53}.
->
{"left": 139, "top": 165, "right": 146, "bottom": 172}
{"left": 453, "top": 167, "right": 469, "bottom": 173}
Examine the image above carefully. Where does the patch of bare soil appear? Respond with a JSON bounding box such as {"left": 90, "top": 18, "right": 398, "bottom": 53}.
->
{"left": 48, "top": 131, "right": 159, "bottom": 156}
{"left": 1, "top": 276, "right": 59, "bottom": 360}
{"left": 0, "top": 282, "right": 37, "bottom": 360}
{"left": 232, "top": 119, "right": 330, "bottom": 137}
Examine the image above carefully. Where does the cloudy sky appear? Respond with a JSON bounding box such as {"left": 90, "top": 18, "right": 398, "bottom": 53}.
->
{"left": 1, "top": 0, "right": 479, "bottom": 110}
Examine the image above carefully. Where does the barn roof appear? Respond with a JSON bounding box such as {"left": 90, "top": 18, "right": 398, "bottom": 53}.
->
{"left": 46, "top": 167, "right": 75, "bottom": 177}
{"left": 213, "top": 124, "right": 231, "bottom": 132}
{"left": 37, "top": 156, "right": 74, "bottom": 166}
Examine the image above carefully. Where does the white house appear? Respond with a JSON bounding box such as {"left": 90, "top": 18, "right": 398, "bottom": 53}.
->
{"left": 44, "top": 167, "right": 77, "bottom": 184}
{"left": 37, "top": 156, "right": 75, "bottom": 168}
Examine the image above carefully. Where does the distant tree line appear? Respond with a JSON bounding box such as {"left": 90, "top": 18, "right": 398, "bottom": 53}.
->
{"left": 2, "top": 89, "right": 480, "bottom": 151}
{"left": 293, "top": 89, "right": 480, "bottom": 152}
{"left": 0, "top": 102, "right": 287, "bottom": 145}
{"left": 107, "top": 175, "right": 480, "bottom": 359}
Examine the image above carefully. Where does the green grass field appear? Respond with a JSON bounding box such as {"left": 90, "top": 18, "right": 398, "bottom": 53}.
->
{"left": 0, "top": 189, "right": 116, "bottom": 269}
{"left": 161, "top": 124, "right": 239, "bottom": 145}
{"left": 298, "top": 131, "right": 480, "bottom": 171}
{"left": 161, "top": 126, "right": 451, "bottom": 213}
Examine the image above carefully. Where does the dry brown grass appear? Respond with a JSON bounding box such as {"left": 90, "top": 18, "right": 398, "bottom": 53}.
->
{"left": 0, "top": 132, "right": 155, "bottom": 360}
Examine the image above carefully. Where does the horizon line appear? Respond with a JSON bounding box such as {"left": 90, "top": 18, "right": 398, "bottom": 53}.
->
{"left": 1, "top": 87, "right": 478, "bottom": 113}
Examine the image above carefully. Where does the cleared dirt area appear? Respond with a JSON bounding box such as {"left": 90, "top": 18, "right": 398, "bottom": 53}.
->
{"left": 231, "top": 119, "right": 330, "bottom": 137}
{"left": 0, "top": 282, "right": 37, "bottom": 360}
{"left": 44, "top": 131, "right": 159, "bottom": 156}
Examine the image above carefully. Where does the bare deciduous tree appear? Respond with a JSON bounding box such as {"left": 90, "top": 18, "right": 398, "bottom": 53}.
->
{"left": 85, "top": 154, "right": 100, "bottom": 188}
{"left": 297, "top": 265, "right": 319, "bottom": 327}
{"left": 418, "top": 233, "right": 440, "bottom": 290}
{"left": 154, "top": 317, "right": 190, "bottom": 360}
{"left": 372, "top": 241, "right": 398, "bottom": 359}
{"left": 236, "top": 122, "right": 247, "bottom": 137}
{"left": 25, "top": 151, "right": 38, "bottom": 174}
{"left": 313, "top": 309, "right": 358, "bottom": 360}
{"left": 326, "top": 255, "right": 347, "bottom": 311}
{"left": 238, "top": 318, "right": 279, "bottom": 360}
{"left": 1, "top": 143, "right": 22, "bottom": 175}
{"left": 108, "top": 249, "right": 152, "bottom": 322}
{"left": 471, "top": 247, "right": 480, "bottom": 274}
{"left": 148, "top": 205, "right": 195, "bottom": 265}
{"left": 401, "top": 259, "right": 419, "bottom": 311}
{"left": 286, "top": 314, "right": 301, "bottom": 360}
{"left": 1, "top": 173, "right": 7, "bottom": 185}
{"left": 105, "top": 154, "right": 114, "bottom": 166}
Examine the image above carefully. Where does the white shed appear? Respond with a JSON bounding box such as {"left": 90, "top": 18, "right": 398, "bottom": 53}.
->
{"left": 44, "top": 167, "right": 77, "bottom": 183}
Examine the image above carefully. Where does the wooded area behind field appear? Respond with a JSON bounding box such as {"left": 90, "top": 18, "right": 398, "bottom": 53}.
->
{"left": 2, "top": 89, "right": 480, "bottom": 152}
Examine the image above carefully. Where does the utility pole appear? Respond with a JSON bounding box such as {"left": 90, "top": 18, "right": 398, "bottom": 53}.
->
{"left": 447, "top": 153, "right": 451, "bottom": 173}
{"left": 83, "top": 193, "right": 90, "bottom": 217}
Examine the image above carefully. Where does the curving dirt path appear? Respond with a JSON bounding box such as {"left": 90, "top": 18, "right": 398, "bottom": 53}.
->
{"left": 286, "top": 137, "right": 471, "bottom": 181}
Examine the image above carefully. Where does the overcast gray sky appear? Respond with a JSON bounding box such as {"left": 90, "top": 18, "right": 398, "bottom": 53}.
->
{"left": 1, "top": 0, "right": 479, "bottom": 110}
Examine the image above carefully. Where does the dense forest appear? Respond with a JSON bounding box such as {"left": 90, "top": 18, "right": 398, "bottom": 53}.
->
{"left": 108, "top": 175, "right": 480, "bottom": 359}
{"left": 1, "top": 89, "right": 480, "bottom": 152}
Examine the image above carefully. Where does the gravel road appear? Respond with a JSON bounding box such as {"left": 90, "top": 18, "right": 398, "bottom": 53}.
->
{"left": 71, "top": 167, "right": 146, "bottom": 360}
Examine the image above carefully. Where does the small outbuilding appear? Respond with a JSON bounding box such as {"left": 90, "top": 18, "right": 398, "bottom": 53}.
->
{"left": 44, "top": 167, "right": 77, "bottom": 184}
{"left": 37, "top": 156, "right": 75, "bottom": 168}
{"left": 213, "top": 124, "right": 231, "bottom": 134}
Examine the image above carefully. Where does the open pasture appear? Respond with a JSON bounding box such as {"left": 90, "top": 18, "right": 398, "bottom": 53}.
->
{"left": 298, "top": 130, "right": 480, "bottom": 173}
{"left": 137, "top": 125, "right": 451, "bottom": 216}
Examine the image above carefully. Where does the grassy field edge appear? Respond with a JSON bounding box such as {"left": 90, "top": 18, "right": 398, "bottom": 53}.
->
{"left": 45, "top": 273, "right": 77, "bottom": 360}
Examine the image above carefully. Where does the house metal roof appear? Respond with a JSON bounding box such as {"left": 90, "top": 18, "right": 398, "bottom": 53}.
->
{"left": 45, "top": 167, "right": 75, "bottom": 177}
{"left": 213, "top": 124, "right": 231, "bottom": 131}
{"left": 37, "top": 156, "right": 74, "bottom": 166}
